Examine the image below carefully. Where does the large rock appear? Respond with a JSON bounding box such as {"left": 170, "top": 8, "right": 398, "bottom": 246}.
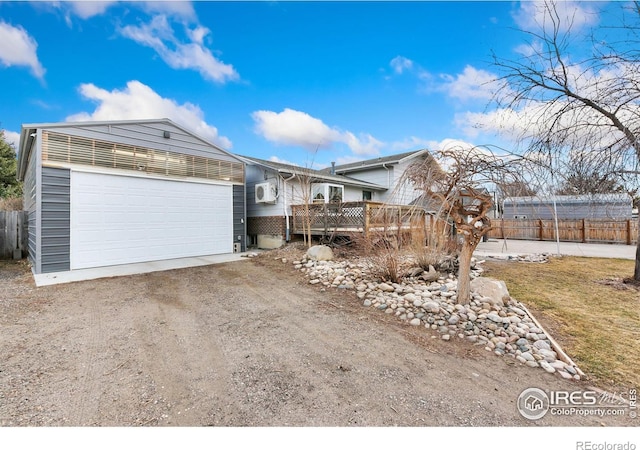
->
{"left": 421, "top": 265, "right": 440, "bottom": 282}
{"left": 306, "top": 245, "right": 334, "bottom": 261}
{"left": 470, "top": 277, "right": 510, "bottom": 307}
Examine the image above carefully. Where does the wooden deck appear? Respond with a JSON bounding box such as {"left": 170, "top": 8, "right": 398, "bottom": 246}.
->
{"left": 291, "top": 201, "right": 429, "bottom": 238}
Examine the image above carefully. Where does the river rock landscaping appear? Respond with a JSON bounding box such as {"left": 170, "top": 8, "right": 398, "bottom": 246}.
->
{"left": 280, "top": 245, "right": 581, "bottom": 381}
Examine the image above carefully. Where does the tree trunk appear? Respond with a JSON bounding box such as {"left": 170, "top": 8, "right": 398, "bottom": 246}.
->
{"left": 635, "top": 217, "right": 640, "bottom": 280}
{"left": 457, "top": 239, "right": 475, "bottom": 305}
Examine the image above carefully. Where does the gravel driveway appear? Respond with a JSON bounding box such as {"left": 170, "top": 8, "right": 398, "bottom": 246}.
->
{"left": 0, "top": 256, "right": 633, "bottom": 426}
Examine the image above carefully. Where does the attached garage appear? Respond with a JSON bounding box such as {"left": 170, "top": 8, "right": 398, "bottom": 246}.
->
{"left": 17, "top": 118, "right": 245, "bottom": 279}
{"left": 70, "top": 172, "right": 233, "bottom": 269}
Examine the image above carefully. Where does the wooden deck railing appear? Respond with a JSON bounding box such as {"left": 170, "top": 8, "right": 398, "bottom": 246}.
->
{"left": 291, "top": 201, "right": 429, "bottom": 236}
{"left": 290, "top": 202, "right": 638, "bottom": 245}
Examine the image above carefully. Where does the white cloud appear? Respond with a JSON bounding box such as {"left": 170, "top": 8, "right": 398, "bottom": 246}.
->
{"left": 390, "top": 56, "right": 414, "bottom": 74}
{"left": 341, "top": 131, "right": 385, "bottom": 156}
{"left": 514, "top": 40, "right": 543, "bottom": 58}
{"left": 0, "top": 21, "right": 45, "bottom": 79}
{"left": 268, "top": 155, "right": 297, "bottom": 166}
{"left": 251, "top": 108, "right": 383, "bottom": 156}
{"left": 427, "top": 138, "right": 488, "bottom": 155}
{"left": 252, "top": 108, "right": 341, "bottom": 149}
{"left": 512, "top": 0, "right": 599, "bottom": 34}
{"left": 67, "top": 1, "right": 118, "bottom": 19}
{"left": 119, "top": 15, "right": 238, "bottom": 83}
{"left": 334, "top": 155, "right": 362, "bottom": 166}
{"left": 139, "top": 1, "right": 196, "bottom": 20}
{"left": 66, "top": 80, "right": 232, "bottom": 148}
{"left": 456, "top": 98, "right": 635, "bottom": 155}
{"left": 393, "top": 60, "right": 498, "bottom": 103}
{"left": 3, "top": 130, "right": 20, "bottom": 149}
{"left": 440, "top": 65, "right": 498, "bottom": 101}
{"left": 62, "top": 1, "right": 195, "bottom": 20}
{"left": 388, "top": 136, "right": 431, "bottom": 152}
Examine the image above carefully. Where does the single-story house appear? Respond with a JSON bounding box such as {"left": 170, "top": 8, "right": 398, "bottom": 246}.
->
{"left": 17, "top": 119, "right": 246, "bottom": 280}
{"left": 239, "top": 155, "right": 387, "bottom": 248}
{"left": 502, "top": 194, "right": 632, "bottom": 220}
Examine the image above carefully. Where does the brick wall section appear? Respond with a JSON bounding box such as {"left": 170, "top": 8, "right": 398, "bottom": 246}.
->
{"left": 248, "top": 216, "right": 286, "bottom": 236}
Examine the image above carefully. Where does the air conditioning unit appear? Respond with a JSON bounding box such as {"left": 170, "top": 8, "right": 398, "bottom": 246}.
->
{"left": 255, "top": 182, "right": 277, "bottom": 203}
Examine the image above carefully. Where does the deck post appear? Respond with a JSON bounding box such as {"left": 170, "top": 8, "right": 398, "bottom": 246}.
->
{"left": 364, "top": 202, "right": 370, "bottom": 237}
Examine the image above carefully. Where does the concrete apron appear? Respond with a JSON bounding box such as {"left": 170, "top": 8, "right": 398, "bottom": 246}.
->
{"left": 33, "top": 252, "right": 258, "bottom": 287}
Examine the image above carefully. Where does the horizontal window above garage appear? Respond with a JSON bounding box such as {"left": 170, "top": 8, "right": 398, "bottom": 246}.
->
{"left": 42, "top": 131, "right": 244, "bottom": 184}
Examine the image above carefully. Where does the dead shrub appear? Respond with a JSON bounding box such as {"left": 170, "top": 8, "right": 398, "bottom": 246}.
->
{"left": 353, "top": 231, "right": 403, "bottom": 284}
{"left": 411, "top": 221, "right": 458, "bottom": 272}
{"left": 0, "top": 197, "right": 23, "bottom": 211}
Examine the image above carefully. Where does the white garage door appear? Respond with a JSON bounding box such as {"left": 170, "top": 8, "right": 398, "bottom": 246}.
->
{"left": 71, "top": 171, "right": 233, "bottom": 270}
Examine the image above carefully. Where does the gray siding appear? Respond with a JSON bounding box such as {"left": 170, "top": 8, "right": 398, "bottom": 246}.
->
{"left": 503, "top": 198, "right": 632, "bottom": 220}
{"left": 339, "top": 167, "right": 395, "bottom": 203}
{"left": 245, "top": 164, "right": 285, "bottom": 218}
{"left": 390, "top": 159, "right": 422, "bottom": 205}
{"left": 40, "top": 167, "right": 70, "bottom": 273}
{"left": 344, "top": 167, "right": 391, "bottom": 189}
{"left": 344, "top": 186, "right": 367, "bottom": 202}
{"left": 233, "top": 185, "right": 246, "bottom": 252}
{"left": 23, "top": 148, "right": 38, "bottom": 265}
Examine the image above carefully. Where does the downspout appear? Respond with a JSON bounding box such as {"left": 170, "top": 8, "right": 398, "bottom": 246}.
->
{"left": 281, "top": 173, "right": 296, "bottom": 241}
{"left": 382, "top": 163, "right": 391, "bottom": 201}
{"left": 382, "top": 163, "right": 391, "bottom": 188}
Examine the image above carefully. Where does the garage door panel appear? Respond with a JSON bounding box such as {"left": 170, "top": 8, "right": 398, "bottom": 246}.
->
{"left": 71, "top": 172, "right": 232, "bottom": 270}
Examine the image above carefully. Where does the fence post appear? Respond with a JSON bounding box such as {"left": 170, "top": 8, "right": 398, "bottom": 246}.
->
{"left": 627, "top": 219, "right": 632, "bottom": 246}
{"left": 539, "top": 219, "right": 543, "bottom": 241}
{"left": 0, "top": 212, "right": 6, "bottom": 259}
{"left": 0, "top": 211, "right": 23, "bottom": 260}
{"left": 582, "top": 219, "right": 586, "bottom": 243}
{"left": 22, "top": 211, "right": 28, "bottom": 257}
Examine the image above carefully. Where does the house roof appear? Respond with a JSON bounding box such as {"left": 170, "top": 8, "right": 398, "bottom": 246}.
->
{"left": 17, "top": 118, "right": 241, "bottom": 180}
{"left": 238, "top": 155, "right": 388, "bottom": 191}
{"left": 327, "top": 149, "right": 432, "bottom": 174}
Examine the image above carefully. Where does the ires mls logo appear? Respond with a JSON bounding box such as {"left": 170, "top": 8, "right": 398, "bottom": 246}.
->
{"left": 517, "top": 387, "right": 634, "bottom": 420}
{"left": 517, "top": 387, "right": 550, "bottom": 420}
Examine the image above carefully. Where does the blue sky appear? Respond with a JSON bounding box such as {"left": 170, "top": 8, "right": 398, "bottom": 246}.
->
{"left": 0, "top": 1, "right": 610, "bottom": 168}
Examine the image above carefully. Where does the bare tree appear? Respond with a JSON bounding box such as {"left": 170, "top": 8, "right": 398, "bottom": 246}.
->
{"left": 496, "top": 179, "right": 538, "bottom": 199}
{"left": 490, "top": 0, "right": 640, "bottom": 279}
{"left": 295, "top": 166, "right": 315, "bottom": 249}
{"left": 403, "top": 145, "right": 522, "bottom": 304}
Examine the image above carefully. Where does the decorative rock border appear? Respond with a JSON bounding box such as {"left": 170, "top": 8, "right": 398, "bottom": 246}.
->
{"left": 282, "top": 252, "right": 582, "bottom": 381}
{"left": 484, "top": 253, "right": 550, "bottom": 263}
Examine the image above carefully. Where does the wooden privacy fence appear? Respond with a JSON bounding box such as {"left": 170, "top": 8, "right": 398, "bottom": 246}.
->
{"left": 487, "top": 218, "right": 638, "bottom": 245}
{"left": 1, "top": 211, "right": 28, "bottom": 260}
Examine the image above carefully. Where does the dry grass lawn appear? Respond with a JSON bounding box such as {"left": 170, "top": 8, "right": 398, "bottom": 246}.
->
{"left": 483, "top": 256, "right": 640, "bottom": 391}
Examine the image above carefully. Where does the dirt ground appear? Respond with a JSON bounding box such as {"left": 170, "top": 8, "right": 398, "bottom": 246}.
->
{"left": 0, "top": 252, "right": 636, "bottom": 427}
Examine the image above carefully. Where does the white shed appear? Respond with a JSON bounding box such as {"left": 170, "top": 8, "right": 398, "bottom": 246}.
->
{"left": 17, "top": 119, "right": 245, "bottom": 277}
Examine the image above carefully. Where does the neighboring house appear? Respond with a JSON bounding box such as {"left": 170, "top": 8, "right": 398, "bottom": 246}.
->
{"left": 239, "top": 156, "right": 387, "bottom": 248}
{"left": 502, "top": 194, "right": 632, "bottom": 220}
{"left": 327, "top": 149, "right": 436, "bottom": 205}
{"left": 17, "top": 119, "right": 246, "bottom": 279}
